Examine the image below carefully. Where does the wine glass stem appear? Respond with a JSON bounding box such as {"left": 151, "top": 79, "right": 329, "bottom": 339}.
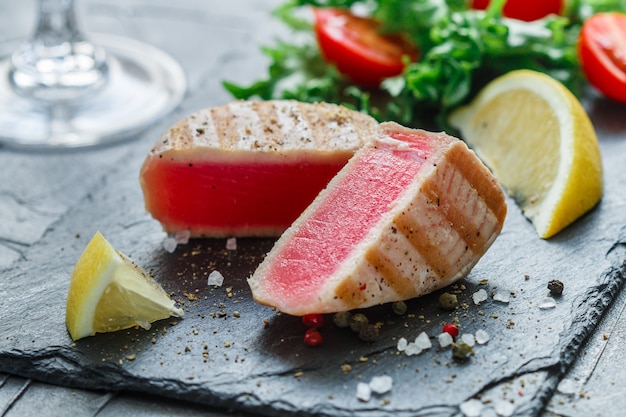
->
{"left": 9, "top": 0, "right": 109, "bottom": 103}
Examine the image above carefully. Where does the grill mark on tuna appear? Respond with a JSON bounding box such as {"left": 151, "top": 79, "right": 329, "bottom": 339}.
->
{"left": 447, "top": 144, "right": 507, "bottom": 225}
{"left": 423, "top": 155, "right": 493, "bottom": 255}
{"left": 364, "top": 246, "right": 417, "bottom": 300}
{"left": 210, "top": 105, "right": 237, "bottom": 150}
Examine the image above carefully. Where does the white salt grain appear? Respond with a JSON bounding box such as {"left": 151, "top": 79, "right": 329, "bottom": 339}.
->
{"left": 226, "top": 237, "right": 237, "bottom": 250}
{"left": 475, "top": 329, "right": 490, "bottom": 345}
{"left": 397, "top": 337, "right": 408, "bottom": 352}
{"left": 369, "top": 375, "right": 393, "bottom": 394}
{"left": 356, "top": 382, "right": 371, "bottom": 402}
{"left": 460, "top": 399, "right": 483, "bottom": 417}
{"left": 404, "top": 342, "right": 423, "bottom": 356}
{"left": 461, "top": 333, "right": 476, "bottom": 347}
{"left": 539, "top": 297, "right": 557, "bottom": 309}
{"left": 438, "top": 332, "right": 454, "bottom": 348}
{"left": 208, "top": 270, "right": 225, "bottom": 287}
{"left": 163, "top": 237, "right": 177, "bottom": 253}
{"left": 493, "top": 399, "right": 515, "bottom": 417}
{"left": 174, "top": 229, "right": 190, "bottom": 244}
{"left": 557, "top": 378, "right": 578, "bottom": 395}
{"left": 414, "top": 332, "right": 432, "bottom": 350}
{"left": 472, "top": 289, "right": 488, "bottom": 305}
{"left": 493, "top": 289, "right": 511, "bottom": 303}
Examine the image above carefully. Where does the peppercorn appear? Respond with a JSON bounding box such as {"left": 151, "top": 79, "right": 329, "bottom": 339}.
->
{"left": 333, "top": 311, "right": 352, "bottom": 328}
{"left": 350, "top": 313, "right": 369, "bottom": 333}
{"left": 548, "top": 280, "right": 564, "bottom": 296}
{"left": 392, "top": 300, "right": 407, "bottom": 316}
{"left": 304, "top": 328, "right": 323, "bottom": 347}
{"left": 358, "top": 324, "right": 380, "bottom": 342}
{"left": 302, "top": 313, "right": 324, "bottom": 329}
{"left": 452, "top": 340, "right": 474, "bottom": 361}
{"left": 443, "top": 323, "right": 459, "bottom": 338}
{"left": 438, "top": 292, "right": 458, "bottom": 310}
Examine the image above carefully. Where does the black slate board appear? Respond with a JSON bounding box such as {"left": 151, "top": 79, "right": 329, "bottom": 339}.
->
{"left": 2, "top": 0, "right": 626, "bottom": 414}
{"left": 1, "top": 91, "right": 626, "bottom": 417}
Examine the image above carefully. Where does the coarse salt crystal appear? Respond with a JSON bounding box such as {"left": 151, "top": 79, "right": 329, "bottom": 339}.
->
{"left": 414, "top": 332, "right": 432, "bottom": 350}
{"left": 461, "top": 333, "right": 476, "bottom": 347}
{"left": 174, "top": 229, "right": 190, "bottom": 244}
{"left": 493, "top": 289, "right": 511, "bottom": 303}
{"left": 397, "top": 337, "right": 408, "bottom": 352}
{"left": 493, "top": 399, "right": 515, "bottom": 416}
{"left": 208, "top": 270, "right": 225, "bottom": 287}
{"left": 356, "top": 382, "right": 371, "bottom": 402}
{"left": 226, "top": 237, "right": 237, "bottom": 250}
{"left": 475, "top": 329, "right": 490, "bottom": 345}
{"left": 539, "top": 297, "right": 557, "bottom": 309}
{"left": 557, "top": 378, "right": 578, "bottom": 395}
{"left": 404, "top": 342, "right": 423, "bottom": 356}
{"left": 473, "top": 289, "right": 488, "bottom": 305}
{"left": 438, "top": 332, "right": 454, "bottom": 348}
{"left": 162, "top": 237, "right": 177, "bottom": 253}
{"left": 460, "top": 399, "right": 483, "bottom": 417}
{"left": 369, "top": 375, "right": 393, "bottom": 394}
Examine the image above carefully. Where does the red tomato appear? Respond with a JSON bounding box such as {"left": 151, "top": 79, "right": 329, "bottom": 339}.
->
{"left": 579, "top": 12, "right": 626, "bottom": 103}
{"left": 313, "top": 7, "right": 418, "bottom": 86}
{"left": 471, "top": 0, "right": 563, "bottom": 22}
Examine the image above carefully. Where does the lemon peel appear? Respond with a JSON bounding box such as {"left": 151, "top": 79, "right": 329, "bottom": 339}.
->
{"left": 449, "top": 70, "right": 602, "bottom": 238}
{"left": 66, "top": 231, "right": 183, "bottom": 341}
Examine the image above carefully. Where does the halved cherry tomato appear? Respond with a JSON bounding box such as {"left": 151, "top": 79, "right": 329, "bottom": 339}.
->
{"left": 313, "top": 8, "right": 418, "bottom": 86}
{"left": 471, "top": 0, "right": 563, "bottom": 22}
{"left": 579, "top": 12, "right": 626, "bottom": 103}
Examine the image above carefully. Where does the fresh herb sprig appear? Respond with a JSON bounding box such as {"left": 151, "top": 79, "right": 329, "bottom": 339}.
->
{"left": 223, "top": 0, "right": 624, "bottom": 129}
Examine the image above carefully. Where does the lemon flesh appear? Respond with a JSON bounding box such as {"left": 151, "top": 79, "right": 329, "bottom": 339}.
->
{"left": 66, "top": 231, "right": 183, "bottom": 341}
{"left": 449, "top": 70, "right": 603, "bottom": 239}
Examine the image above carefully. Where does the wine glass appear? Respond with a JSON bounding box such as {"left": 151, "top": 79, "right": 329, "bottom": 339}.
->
{"left": 0, "top": 0, "right": 187, "bottom": 149}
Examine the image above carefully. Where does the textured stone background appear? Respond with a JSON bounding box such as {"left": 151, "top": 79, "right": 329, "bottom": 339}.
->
{"left": 1, "top": 1, "right": 626, "bottom": 416}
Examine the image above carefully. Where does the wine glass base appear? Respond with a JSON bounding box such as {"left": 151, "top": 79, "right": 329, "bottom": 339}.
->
{"left": 0, "top": 34, "right": 186, "bottom": 150}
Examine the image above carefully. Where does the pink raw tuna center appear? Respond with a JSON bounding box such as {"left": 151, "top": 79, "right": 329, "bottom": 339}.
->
{"left": 263, "top": 131, "right": 434, "bottom": 304}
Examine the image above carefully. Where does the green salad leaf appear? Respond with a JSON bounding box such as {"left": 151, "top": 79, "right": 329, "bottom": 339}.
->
{"left": 224, "top": 0, "right": 626, "bottom": 129}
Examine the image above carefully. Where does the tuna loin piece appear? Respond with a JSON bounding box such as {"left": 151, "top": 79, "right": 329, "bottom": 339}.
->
{"left": 248, "top": 122, "right": 507, "bottom": 315}
{"left": 140, "top": 100, "right": 378, "bottom": 237}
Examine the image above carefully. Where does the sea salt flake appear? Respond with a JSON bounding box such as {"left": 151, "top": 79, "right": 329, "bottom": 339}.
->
{"left": 539, "top": 297, "right": 557, "bottom": 309}
{"left": 356, "top": 382, "right": 371, "bottom": 402}
{"left": 369, "top": 375, "right": 393, "bottom": 394}
{"left": 493, "top": 399, "right": 515, "bottom": 416}
{"left": 438, "top": 332, "right": 454, "bottom": 348}
{"left": 208, "top": 270, "right": 225, "bottom": 287}
{"left": 174, "top": 230, "right": 190, "bottom": 244}
{"left": 473, "top": 289, "right": 488, "bottom": 305}
{"left": 475, "top": 329, "right": 490, "bottom": 345}
{"left": 461, "top": 333, "right": 476, "bottom": 347}
{"left": 404, "top": 342, "right": 423, "bottom": 356}
{"left": 493, "top": 289, "right": 511, "bottom": 303}
{"left": 557, "top": 378, "right": 579, "bottom": 395}
{"left": 460, "top": 399, "right": 483, "bottom": 417}
{"left": 226, "top": 237, "right": 237, "bottom": 250}
{"left": 162, "top": 237, "right": 177, "bottom": 253}
{"left": 397, "top": 337, "right": 408, "bottom": 352}
{"left": 414, "top": 332, "right": 432, "bottom": 350}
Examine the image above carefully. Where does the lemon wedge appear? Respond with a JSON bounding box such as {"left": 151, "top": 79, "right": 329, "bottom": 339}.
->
{"left": 66, "top": 231, "right": 183, "bottom": 341}
{"left": 449, "top": 70, "right": 603, "bottom": 239}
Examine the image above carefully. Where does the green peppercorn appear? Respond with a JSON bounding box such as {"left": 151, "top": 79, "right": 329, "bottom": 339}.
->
{"left": 358, "top": 324, "right": 380, "bottom": 342}
{"left": 333, "top": 311, "right": 352, "bottom": 328}
{"left": 438, "top": 292, "right": 458, "bottom": 311}
{"left": 452, "top": 340, "right": 474, "bottom": 361}
{"left": 349, "top": 313, "right": 369, "bottom": 333}
{"left": 392, "top": 300, "right": 407, "bottom": 316}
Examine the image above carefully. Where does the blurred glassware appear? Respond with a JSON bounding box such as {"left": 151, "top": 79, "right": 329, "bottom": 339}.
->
{"left": 0, "top": 0, "right": 186, "bottom": 149}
